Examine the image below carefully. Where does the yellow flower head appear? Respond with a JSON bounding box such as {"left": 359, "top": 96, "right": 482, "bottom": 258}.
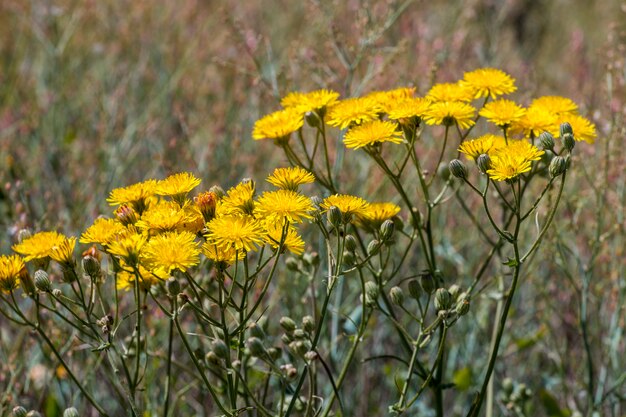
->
{"left": 136, "top": 200, "right": 204, "bottom": 235}
{"left": 320, "top": 194, "right": 370, "bottom": 221}
{"left": 252, "top": 108, "right": 304, "bottom": 141}
{"left": 479, "top": 99, "right": 526, "bottom": 128}
{"left": 206, "top": 215, "right": 265, "bottom": 252}
{"left": 509, "top": 106, "right": 558, "bottom": 138}
{"left": 106, "top": 231, "right": 149, "bottom": 266}
{"left": 156, "top": 172, "right": 201, "bottom": 201}
{"left": 326, "top": 97, "right": 380, "bottom": 130}
{"left": 424, "top": 101, "right": 476, "bottom": 129}
{"left": 50, "top": 237, "right": 77, "bottom": 266}
{"left": 530, "top": 96, "right": 578, "bottom": 116}
{"left": 458, "top": 134, "right": 506, "bottom": 160}
{"left": 426, "top": 82, "right": 474, "bottom": 102}
{"left": 366, "top": 87, "right": 416, "bottom": 112}
{"left": 80, "top": 218, "right": 127, "bottom": 246}
{"left": 13, "top": 231, "right": 67, "bottom": 262}
{"left": 265, "top": 222, "right": 305, "bottom": 255}
{"left": 107, "top": 179, "right": 158, "bottom": 214}
{"left": 255, "top": 190, "right": 314, "bottom": 224}
{"left": 202, "top": 240, "right": 240, "bottom": 265}
{"left": 141, "top": 231, "right": 200, "bottom": 275}
{"left": 266, "top": 167, "right": 315, "bottom": 191}
{"left": 356, "top": 202, "right": 401, "bottom": 229}
{"left": 386, "top": 97, "right": 432, "bottom": 121}
{"left": 114, "top": 204, "right": 139, "bottom": 226}
{"left": 487, "top": 141, "right": 544, "bottom": 181}
{"left": 281, "top": 89, "right": 340, "bottom": 114}
{"left": 461, "top": 68, "right": 517, "bottom": 99}
{"left": 194, "top": 191, "right": 219, "bottom": 222}
{"left": 116, "top": 261, "right": 163, "bottom": 292}
{"left": 496, "top": 140, "right": 545, "bottom": 162}
{"left": 217, "top": 181, "right": 256, "bottom": 216}
{"left": 343, "top": 120, "right": 404, "bottom": 149}
{"left": 559, "top": 115, "right": 597, "bottom": 144}
{"left": 0, "top": 254, "right": 25, "bottom": 293}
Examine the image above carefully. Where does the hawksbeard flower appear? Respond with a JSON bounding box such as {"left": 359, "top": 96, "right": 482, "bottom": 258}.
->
{"left": 320, "top": 194, "right": 370, "bottom": 221}
{"left": 461, "top": 68, "right": 517, "bottom": 99}
{"left": 141, "top": 231, "right": 200, "bottom": 275}
{"left": 252, "top": 108, "right": 304, "bottom": 141}
{"left": 265, "top": 222, "right": 305, "bottom": 255}
{"left": 49, "top": 237, "right": 77, "bottom": 266}
{"left": 107, "top": 179, "right": 158, "bottom": 214}
{"left": 326, "top": 97, "right": 380, "bottom": 130}
{"left": 13, "top": 231, "right": 67, "bottom": 262}
{"left": 255, "top": 190, "right": 314, "bottom": 224}
{"left": 509, "top": 106, "right": 558, "bottom": 138}
{"left": 558, "top": 114, "right": 597, "bottom": 144}
{"left": 530, "top": 96, "right": 578, "bottom": 116}
{"left": 155, "top": 172, "right": 201, "bottom": 202}
{"left": 106, "top": 230, "right": 148, "bottom": 266}
{"left": 217, "top": 181, "right": 256, "bottom": 216}
{"left": 479, "top": 99, "right": 526, "bottom": 129}
{"left": 424, "top": 101, "right": 476, "bottom": 129}
{"left": 206, "top": 215, "right": 265, "bottom": 252}
{"left": 356, "top": 202, "right": 401, "bottom": 229}
{"left": 202, "top": 239, "right": 240, "bottom": 265}
{"left": 386, "top": 97, "right": 431, "bottom": 121}
{"left": 366, "top": 87, "right": 416, "bottom": 112}
{"left": 281, "top": 89, "right": 340, "bottom": 114}
{"left": 136, "top": 200, "right": 204, "bottom": 235}
{"left": 458, "top": 134, "right": 506, "bottom": 160}
{"left": 343, "top": 120, "right": 404, "bottom": 149}
{"left": 80, "top": 218, "right": 127, "bottom": 247}
{"left": 487, "top": 141, "right": 544, "bottom": 181}
{"left": 426, "top": 82, "right": 474, "bottom": 102}
{"left": 266, "top": 167, "right": 315, "bottom": 191}
{"left": 116, "top": 261, "right": 164, "bottom": 291}
{"left": 0, "top": 254, "right": 25, "bottom": 293}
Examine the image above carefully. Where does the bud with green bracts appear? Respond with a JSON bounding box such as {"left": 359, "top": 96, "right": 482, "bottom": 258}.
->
{"left": 449, "top": 159, "right": 468, "bottom": 180}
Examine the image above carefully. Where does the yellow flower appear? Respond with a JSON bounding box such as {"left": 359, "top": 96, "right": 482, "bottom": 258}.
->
{"left": 80, "top": 218, "right": 127, "bottom": 246}
{"left": 424, "top": 101, "right": 476, "bottom": 129}
{"left": 141, "top": 231, "right": 200, "bottom": 275}
{"left": 114, "top": 204, "right": 139, "bottom": 226}
{"left": 366, "top": 87, "right": 416, "bottom": 112}
{"left": 458, "top": 134, "right": 506, "bottom": 160}
{"left": 106, "top": 231, "right": 148, "bottom": 266}
{"left": 107, "top": 179, "right": 158, "bottom": 214}
{"left": 530, "top": 96, "right": 578, "bottom": 116}
{"left": 50, "top": 237, "right": 77, "bottom": 266}
{"left": 252, "top": 108, "right": 304, "bottom": 141}
{"left": 386, "top": 97, "right": 432, "bottom": 121}
{"left": 426, "top": 82, "right": 474, "bottom": 102}
{"left": 479, "top": 99, "right": 526, "bottom": 128}
{"left": 356, "top": 202, "right": 401, "bottom": 229}
{"left": 497, "top": 140, "right": 544, "bottom": 162}
{"left": 320, "top": 194, "right": 370, "bottom": 219}
{"left": 326, "top": 97, "right": 380, "bottom": 129}
{"left": 207, "top": 215, "right": 265, "bottom": 252}
{"left": 0, "top": 254, "right": 25, "bottom": 292}
{"left": 13, "top": 231, "right": 67, "bottom": 262}
{"left": 136, "top": 200, "right": 204, "bottom": 235}
{"left": 509, "top": 106, "right": 558, "bottom": 138}
{"left": 202, "top": 240, "right": 240, "bottom": 265}
{"left": 217, "top": 181, "right": 256, "bottom": 216}
{"left": 487, "top": 141, "right": 544, "bottom": 181}
{"left": 116, "top": 261, "right": 163, "bottom": 291}
{"left": 266, "top": 167, "right": 315, "bottom": 191}
{"left": 265, "top": 222, "right": 305, "bottom": 255}
{"left": 559, "top": 115, "right": 597, "bottom": 144}
{"left": 281, "top": 89, "right": 340, "bottom": 113}
{"left": 461, "top": 68, "right": 517, "bottom": 99}
{"left": 156, "top": 172, "right": 201, "bottom": 200}
{"left": 194, "top": 191, "right": 219, "bottom": 222}
{"left": 255, "top": 190, "right": 314, "bottom": 224}
{"left": 343, "top": 120, "right": 404, "bottom": 149}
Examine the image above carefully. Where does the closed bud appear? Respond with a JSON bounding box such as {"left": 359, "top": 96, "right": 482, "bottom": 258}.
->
{"left": 166, "top": 278, "right": 181, "bottom": 297}
{"left": 502, "top": 377, "right": 514, "bottom": 396}
{"left": 248, "top": 323, "right": 266, "bottom": 339}
{"left": 304, "top": 350, "right": 318, "bottom": 362}
{"left": 538, "top": 131, "right": 555, "bottom": 150}
{"left": 437, "top": 162, "right": 451, "bottom": 181}
{"left": 448, "top": 284, "right": 462, "bottom": 301}
{"left": 267, "top": 347, "right": 282, "bottom": 361}
{"left": 26, "top": 412, "right": 41, "bottom": 417}
{"left": 34, "top": 270, "right": 51, "bottom": 292}
{"left": 477, "top": 154, "right": 492, "bottom": 174}
{"left": 114, "top": 204, "right": 138, "bottom": 226}
{"left": 247, "top": 337, "right": 265, "bottom": 357}
{"left": 327, "top": 206, "right": 343, "bottom": 228}
{"left": 285, "top": 257, "right": 299, "bottom": 271}
{"left": 419, "top": 270, "right": 436, "bottom": 294}
{"left": 562, "top": 133, "right": 575, "bottom": 152}
{"left": 310, "top": 195, "right": 323, "bottom": 208}
{"left": 389, "top": 286, "right": 404, "bottom": 306}
{"left": 293, "top": 329, "right": 307, "bottom": 339}
{"left": 367, "top": 239, "right": 380, "bottom": 256}
{"left": 82, "top": 255, "right": 101, "bottom": 278}
{"left": 12, "top": 406, "right": 28, "bottom": 417}
{"left": 449, "top": 159, "right": 467, "bottom": 180}
{"left": 279, "top": 316, "right": 297, "bottom": 333}
{"left": 379, "top": 219, "right": 395, "bottom": 241}
{"left": 281, "top": 334, "right": 293, "bottom": 344}
{"left": 302, "top": 316, "right": 315, "bottom": 333}
{"left": 364, "top": 281, "right": 379, "bottom": 300}
{"left": 205, "top": 351, "right": 221, "bottom": 365}
{"left": 208, "top": 185, "right": 225, "bottom": 199}
{"left": 342, "top": 250, "right": 355, "bottom": 266}
{"left": 549, "top": 156, "right": 568, "bottom": 178}
{"left": 17, "top": 229, "right": 32, "bottom": 243}
{"left": 344, "top": 234, "right": 357, "bottom": 252}
{"left": 211, "top": 340, "right": 229, "bottom": 359}
{"left": 560, "top": 121, "right": 573, "bottom": 137}
{"left": 302, "top": 252, "right": 319, "bottom": 266}
{"left": 63, "top": 408, "right": 79, "bottom": 417}
{"left": 434, "top": 288, "right": 452, "bottom": 311}
{"left": 289, "top": 340, "right": 309, "bottom": 356}
{"left": 305, "top": 111, "right": 320, "bottom": 128}
{"left": 455, "top": 292, "right": 470, "bottom": 316}
{"left": 408, "top": 279, "right": 422, "bottom": 299}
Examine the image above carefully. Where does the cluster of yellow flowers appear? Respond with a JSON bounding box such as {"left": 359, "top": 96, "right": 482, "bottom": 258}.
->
{"left": 252, "top": 68, "right": 596, "bottom": 182}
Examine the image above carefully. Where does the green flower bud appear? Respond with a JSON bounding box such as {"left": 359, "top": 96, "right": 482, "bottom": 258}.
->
{"left": 293, "top": 329, "right": 307, "bottom": 339}
{"left": 302, "top": 315, "right": 315, "bottom": 333}
{"left": 267, "top": 347, "right": 282, "bottom": 361}
{"left": 437, "top": 162, "right": 451, "bottom": 181}
{"left": 211, "top": 339, "right": 229, "bottom": 359}
{"left": 379, "top": 219, "right": 395, "bottom": 241}
{"left": 549, "top": 155, "right": 568, "bottom": 178}
{"left": 408, "top": 279, "right": 422, "bottom": 299}
{"left": 364, "top": 281, "right": 379, "bottom": 300}
{"left": 434, "top": 288, "right": 452, "bottom": 311}
{"left": 12, "top": 407, "right": 28, "bottom": 417}
{"left": 208, "top": 185, "right": 225, "bottom": 199}
{"left": 166, "top": 278, "right": 181, "bottom": 297}
{"left": 449, "top": 159, "right": 468, "bottom": 180}
{"left": 448, "top": 284, "right": 462, "bottom": 301}
{"left": 367, "top": 239, "right": 380, "bottom": 256}
{"left": 281, "top": 334, "right": 293, "bottom": 344}
{"left": 63, "top": 408, "right": 79, "bottom": 417}
{"left": 389, "top": 286, "right": 404, "bottom": 306}
{"left": 289, "top": 340, "right": 309, "bottom": 356}
{"left": 248, "top": 322, "right": 266, "bottom": 339}
{"left": 327, "top": 206, "right": 343, "bottom": 228}
{"left": 477, "top": 154, "right": 492, "bottom": 174}
{"left": 342, "top": 250, "right": 356, "bottom": 266}
{"left": 279, "top": 316, "right": 297, "bottom": 333}
{"left": 502, "top": 377, "right": 514, "bottom": 396}
{"left": 455, "top": 292, "right": 470, "bottom": 316}
{"left": 34, "top": 270, "right": 51, "bottom": 293}
{"left": 538, "top": 131, "right": 555, "bottom": 150}
{"left": 559, "top": 121, "right": 573, "bottom": 137}
{"left": 419, "top": 270, "right": 436, "bottom": 294}
{"left": 562, "top": 133, "right": 575, "bottom": 152}
{"left": 305, "top": 111, "right": 320, "bottom": 128}
{"left": 205, "top": 351, "right": 221, "bottom": 365}
{"left": 82, "top": 255, "right": 101, "bottom": 278}
{"left": 285, "top": 257, "right": 299, "bottom": 271}
{"left": 302, "top": 251, "right": 320, "bottom": 266}
{"left": 344, "top": 234, "right": 357, "bottom": 252}
{"left": 247, "top": 337, "right": 265, "bottom": 357}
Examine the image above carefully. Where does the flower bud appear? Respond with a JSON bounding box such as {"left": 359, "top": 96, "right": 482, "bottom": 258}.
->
{"left": 342, "top": 250, "right": 356, "bottom": 266}
{"left": 82, "top": 255, "right": 101, "bottom": 278}
{"left": 476, "top": 154, "right": 491, "bottom": 174}
{"left": 389, "top": 286, "right": 404, "bottom": 306}
{"left": 34, "top": 270, "right": 51, "bottom": 292}
{"left": 211, "top": 340, "right": 229, "bottom": 359}
{"left": 502, "top": 377, "right": 514, "bottom": 396}
{"left": 310, "top": 195, "right": 323, "bottom": 208}
{"left": 267, "top": 347, "right": 282, "bottom": 361}
{"left": 247, "top": 337, "right": 265, "bottom": 357}
{"left": 12, "top": 407, "right": 28, "bottom": 417}
{"left": 302, "top": 315, "right": 315, "bottom": 333}
{"left": 52, "top": 288, "right": 62, "bottom": 298}
{"left": 305, "top": 111, "right": 320, "bottom": 128}
{"left": 114, "top": 204, "right": 139, "bottom": 226}
{"left": 448, "top": 284, "right": 462, "bottom": 301}
{"left": 549, "top": 156, "right": 568, "bottom": 178}
{"left": 434, "top": 288, "right": 452, "bottom": 311}
{"left": 408, "top": 279, "right": 422, "bottom": 299}
{"left": 367, "top": 239, "right": 380, "bottom": 256}
{"left": 538, "top": 131, "right": 555, "bottom": 150}
{"left": 302, "top": 252, "right": 319, "bottom": 266}
{"left": 26, "top": 412, "right": 41, "bottom": 417}
{"left": 166, "top": 278, "right": 181, "bottom": 297}
{"left": 304, "top": 350, "right": 318, "bottom": 362}
{"left": 208, "top": 185, "right": 225, "bottom": 199}
{"left": 344, "top": 234, "right": 357, "bottom": 252}
{"left": 289, "top": 340, "right": 309, "bottom": 356}
{"left": 559, "top": 121, "right": 573, "bottom": 137}
{"left": 364, "top": 281, "right": 379, "bottom": 300}
{"left": 248, "top": 322, "right": 266, "bottom": 339}
{"left": 562, "top": 133, "right": 575, "bottom": 152}
{"left": 379, "top": 219, "right": 395, "bottom": 241}
{"left": 63, "top": 408, "right": 79, "bottom": 417}
{"left": 17, "top": 229, "right": 32, "bottom": 243}
{"left": 194, "top": 191, "right": 218, "bottom": 222}
{"left": 437, "top": 163, "right": 451, "bottom": 181}
{"left": 449, "top": 159, "right": 467, "bottom": 180}
{"left": 419, "top": 270, "right": 436, "bottom": 294}
{"left": 293, "top": 329, "right": 307, "bottom": 340}
{"left": 327, "top": 206, "right": 343, "bottom": 228}
{"left": 205, "top": 351, "right": 221, "bottom": 365}
{"left": 279, "top": 316, "right": 297, "bottom": 333}
{"left": 285, "top": 257, "right": 299, "bottom": 271}
{"left": 455, "top": 292, "right": 470, "bottom": 316}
